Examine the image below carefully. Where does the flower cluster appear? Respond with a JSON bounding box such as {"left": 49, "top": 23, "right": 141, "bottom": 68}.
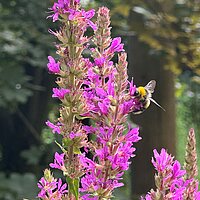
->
{"left": 37, "top": 1, "right": 200, "bottom": 200}
{"left": 49, "top": 0, "right": 96, "bottom": 31}
{"left": 38, "top": 1, "right": 142, "bottom": 200}
{"left": 144, "top": 149, "right": 187, "bottom": 199}
{"left": 38, "top": 169, "right": 67, "bottom": 199}
{"left": 142, "top": 146, "right": 200, "bottom": 199}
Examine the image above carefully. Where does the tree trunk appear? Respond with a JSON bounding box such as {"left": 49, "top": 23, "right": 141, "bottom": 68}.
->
{"left": 127, "top": 35, "right": 176, "bottom": 197}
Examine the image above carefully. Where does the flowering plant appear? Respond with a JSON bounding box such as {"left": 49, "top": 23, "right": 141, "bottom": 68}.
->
{"left": 142, "top": 129, "right": 200, "bottom": 200}
{"left": 38, "top": 1, "right": 141, "bottom": 199}
{"left": 37, "top": 1, "right": 199, "bottom": 200}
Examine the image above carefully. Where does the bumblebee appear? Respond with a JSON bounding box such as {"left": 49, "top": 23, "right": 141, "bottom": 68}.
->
{"left": 133, "top": 80, "right": 165, "bottom": 114}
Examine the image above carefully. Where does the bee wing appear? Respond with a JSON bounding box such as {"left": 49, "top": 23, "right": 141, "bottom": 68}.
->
{"left": 145, "top": 80, "right": 156, "bottom": 94}
{"left": 150, "top": 97, "right": 166, "bottom": 111}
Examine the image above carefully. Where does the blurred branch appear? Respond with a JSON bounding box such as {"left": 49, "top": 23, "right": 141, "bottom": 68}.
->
{"left": 17, "top": 108, "right": 41, "bottom": 143}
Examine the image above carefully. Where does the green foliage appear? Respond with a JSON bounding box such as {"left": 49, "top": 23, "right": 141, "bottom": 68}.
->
{"left": 42, "top": 128, "right": 56, "bottom": 144}
{"left": 0, "top": 173, "right": 38, "bottom": 200}
{"left": 128, "top": 0, "right": 200, "bottom": 76}
{"left": 93, "top": 0, "right": 200, "bottom": 76}
{"left": 66, "top": 177, "right": 79, "bottom": 200}
{"left": 21, "top": 146, "right": 44, "bottom": 165}
{"left": 0, "top": 1, "right": 57, "bottom": 198}
{"left": 0, "top": 0, "right": 54, "bottom": 110}
{"left": 176, "top": 74, "right": 200, "bottom": 180}
{"left": 0, "top": 65, "right": 32, "bottom": 108}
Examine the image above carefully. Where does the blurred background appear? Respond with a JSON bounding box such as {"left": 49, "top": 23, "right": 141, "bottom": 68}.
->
{"left": 0, "top": 0, "right": 199, "bottom": 199}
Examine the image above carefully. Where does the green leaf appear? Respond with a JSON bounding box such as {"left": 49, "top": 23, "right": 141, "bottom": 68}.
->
{"left": 73, "top": 178, "right": 79, "bottom": 200}
{"left": 62, "top": 138, "right": 73, "bottom": 148}
{"left": 66, "top": 177, "right": 79, "bottom": 200}
{"left": 73, "top": 147, "right": 81, "bottom": 154}
{"left": 55, "top": 140, "right": 67, "bottom": 153}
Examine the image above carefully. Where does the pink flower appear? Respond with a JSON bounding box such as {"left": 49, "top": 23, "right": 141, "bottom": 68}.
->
{"left": 50, "top": 152, "right": 66, "bottom": 171}
{"left": 37, "top": 177, "right": 67, "bottom": 199}
{"left": 37, "top": 177, "right": 57, "bottom": 198}
{"left": 48, "top": 0, "right": 70, "bottom": 22}
{"left": 125, "top": 127, "right": 141, "bottom": 143}
{"left": 81, "top": 172, "right": 100, "bottom": 192}
{"left": 79, "top": 154, "right": 96, "bottom": 171}
{"left": 95, "top": 146, "right": 109, "bottom": 161}
{"left": 129, "top": 80, "right": 136, "bottom": 96}
{"left": 97, "top": 99, "right": 110, "bottom": 115}
{"left": 152, "top": 148, "right": 173, "bottom": 172}
{"left": 56, "top": 178, "right": 67, "bottom": 197}
{"left": 52, "top": 88, "right": 70, "bottom": 99}
{"left": 48, "top": 0, "right": 81, "bottom": 22}
{"left": 47, "top": 56, "right": 60, "bottom": 73}
{"left": 68, "top": 9, "right": 97, "bottom": 30}
{"left": 120, "top": 100, "right": 135, "bottom": 115}
{"left": 82, "top": 194, "right": 98, "bottom": 200}
{"left": 81, "top": 9, "right": 97, "bottom": 31}
{"left": 97, "top": 127, "right": 113, "bottom": 144}
{"left": 95, "top": 87, "right": 107, "bottom": 98}
{"left": 94, "top": 57, "right": 106, "bottom": 67}
{"left": 81, "top": 171, "right": 124, "bottom": 194}
{"left": 141, "top": 194, "right": 152, "bottom": 200}
{"left": 108, "top": 37, "right": 124, "bottom": 53}
{"left": 172, "top": 161, "right": 186, "bottom": 179}
{"left": 109, "top": 142, "right": 136, "bottom": 171}
{"left": 46, "top": 120, "right": 61, "bottom": 134}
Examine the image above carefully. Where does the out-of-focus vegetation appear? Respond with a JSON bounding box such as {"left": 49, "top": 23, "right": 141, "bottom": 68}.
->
{"left": 176, "top": 74, "right": 200, "bottom": 179}
{"left": 0, "top": 0, "right": 58, "bottom": 199}
{"left": 0, "top": 0, "right": 199, "bottom": 199}
{"left": 0, "top": 173, "right": 37, "bottom": 200}
{"left": 94, "top": 0, "right": 200, "bottom": 76}
{"left": 129, "top": 0, "right": 200, "bottom": 76}
{"left": 0, "top": 0, "right": 55, "bottom": 109}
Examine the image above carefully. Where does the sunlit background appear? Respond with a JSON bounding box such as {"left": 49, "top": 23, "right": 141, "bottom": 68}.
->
{"left": 0, "top": 0, "right": 200, "bottom": 199}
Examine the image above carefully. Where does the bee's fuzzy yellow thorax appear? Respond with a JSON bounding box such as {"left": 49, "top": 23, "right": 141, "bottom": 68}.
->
{"left": 137, "top": 87, "right": 147, "bottom": 97}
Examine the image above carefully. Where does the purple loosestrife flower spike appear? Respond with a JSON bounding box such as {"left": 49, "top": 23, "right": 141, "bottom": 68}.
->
{"left": 142, "top": 148, "right": 200, "bottom": 200}
{"left": 79, "top": 6, "right": 142, "bottom": 199}
{"left": 94, "top": 7, "right": 111, "bottom": 50}
{"left": 184, "top": 128, "right": 200, "bottom": 199}
{"left": 39, "top": 1, "right": 144, "bottom": 199}
{"left": 184, "top": 128, "right": 198, "bottom": 180}
{"left": 39, "top": 0, "right": 98, "bottom": 199}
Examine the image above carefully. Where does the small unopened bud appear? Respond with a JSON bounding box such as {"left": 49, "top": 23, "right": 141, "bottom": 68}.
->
{"left": 44, "top": 169, "right": 54, "bottom": 182}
